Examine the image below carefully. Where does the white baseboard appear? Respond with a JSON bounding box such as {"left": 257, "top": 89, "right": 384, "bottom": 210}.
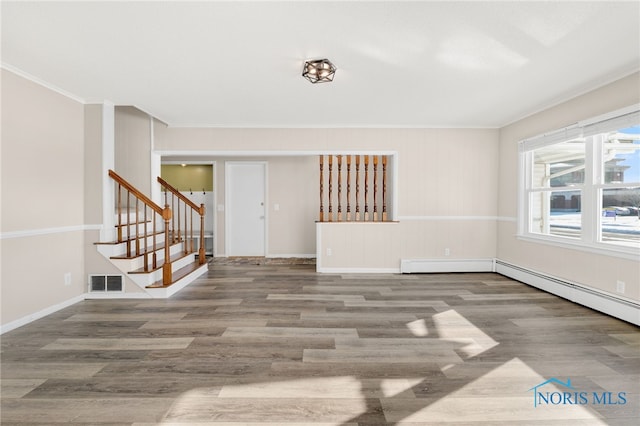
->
{"left": 495, "top": 260, "right": 640, "bottom": 326}
{"left": 267, "top": 253, "right": 316, "bottom": 258}
{"left": 400, "top": 258, "right": 495, "bottom": 274}
{"left": 0, "top": 294, "right": 85, "bottom": 334}
{"left": 317, "top": 267, "right": 400, "bottom": 274}
{"left": 2, "top": 265, "right": 208, "bottom": 334}
{"left": 85, "top": 292, "right": 151, "bottom": 300}
{"left": 5, "top": 259, "right": 638, "bottom": 333}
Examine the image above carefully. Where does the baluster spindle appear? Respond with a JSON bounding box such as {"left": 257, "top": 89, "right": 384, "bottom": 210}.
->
{"left": 319, "top": 155, "right": 324, "bottom": 222}
{"left": 143, "top": 204, "right": 149, "bottom": 271}
{"left": 152, "top": 210, "right": 157, "bottom": 269}
{"left": 346, "top": 155, "right": 352, "bottom": 221}
{"left": 373, "top": 155, "right": 379, "bottom": 222}
{"left": 177, "top": 196, "right": 182, "bottom": 243}
{"left": 337, "top": 155, "right": 343, "bottom": 221}
{"left": 328, "top": 155, "right": 333, "bottom": 222}
{"left": 126, "top": 190, "right": 131, "bottom": 257}
{"left": 135, "top": 198, "right": 140, "bottom": 255}
{"left": 364, "top": 155, "right": 370, "bottom": 221}
{"left": 189, "top": 206, "right": 194, "bottom": 253}
{"left": 117, "top": 184, "right": 122, "bottom": 242}
{"left": 355, "top": 156, "right": 361, "bottom": 221}
{"left": 382, "top": 155, "right": 388, "bottom": 222}
{"left": 184, "top": 202, "right": 188, "bottom": 254}
{"left": 162, "top": 204, "right": 172, "bottom": 285}
{"left": 171, "top": 193, "right": 176, "bottom": 243}
{"left": 199, "top": 204, "right": 206, "bottom": 263}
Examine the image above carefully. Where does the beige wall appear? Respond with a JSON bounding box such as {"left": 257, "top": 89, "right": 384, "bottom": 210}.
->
{"left": 3, "top": 64, "right": 636, "bottom": 329}
{"left": 155, "top": 126, "right": 500, "bottom": 264}
{"left": 205, "top": 156, "right": 317, "bottom": 257}
{"left": 267, "top": 156, "right": 317, "bottom": 256}
{"left": 84, "top": 104, "right": 104, "bottom": 225}
{"left": 115, "top": 106, "right": 152, "bottom": 195}
{"left": 318, "top": 220, "right": 497, "bottom": 270}
{"left": 1, "top": 69, "right": 86, "bottom": 325}
{"left": 83, "top": 103, "right": 143, "bottom": 293}
{"left": 498, "top": 72, "right": 640, "bottom": 302}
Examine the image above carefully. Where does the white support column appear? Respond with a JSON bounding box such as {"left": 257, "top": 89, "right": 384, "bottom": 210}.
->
{"left": 150, "top": 117, "right": 162, "bottom": 206}
{"left": 101, "top": 101, "right": 116, "bottom": 241}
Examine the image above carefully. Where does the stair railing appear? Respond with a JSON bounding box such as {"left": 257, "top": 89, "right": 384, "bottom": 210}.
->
{"left": 109, "top": 169, "right": 173, "bottom": 285}
{"left": 157, "top": 176, "right": 206, "bottom": 265}
{"left": 318, "top": 155, "right": 391, "bottom": 222}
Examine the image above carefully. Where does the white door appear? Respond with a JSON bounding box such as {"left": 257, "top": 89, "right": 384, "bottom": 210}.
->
{"left": 225, "top": 162, "right": 266, "bottom": 256}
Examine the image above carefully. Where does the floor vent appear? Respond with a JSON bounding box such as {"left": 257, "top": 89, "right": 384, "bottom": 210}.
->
{"left": 89, "top": 274, "right": 124, "bottom": 292}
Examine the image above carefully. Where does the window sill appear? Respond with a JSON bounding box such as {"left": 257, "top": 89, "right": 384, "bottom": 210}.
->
{"left": 517, "top": 233, "right": 640, "bottom": 261}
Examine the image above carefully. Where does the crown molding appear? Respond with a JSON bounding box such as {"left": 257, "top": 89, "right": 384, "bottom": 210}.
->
{"left": 2, "top": 62, "right": 87, "bottom": 104}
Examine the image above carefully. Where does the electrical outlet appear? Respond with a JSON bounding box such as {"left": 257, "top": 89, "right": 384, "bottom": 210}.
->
{"left": 326, "top": 248, "right": 332, "bottom": 256}
{"left": 64, "top": 272, "right": 72, "bottom": 286}
{"left": 444, "top": 248, "right": 450, "bottom": 256}
{"left": 616, "top": 280, "right": 625, "bottom": 294}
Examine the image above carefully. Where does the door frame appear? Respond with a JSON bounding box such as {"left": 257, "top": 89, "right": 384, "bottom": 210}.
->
{"left": 224, "top": 161, "right": 268, "bottom": 257}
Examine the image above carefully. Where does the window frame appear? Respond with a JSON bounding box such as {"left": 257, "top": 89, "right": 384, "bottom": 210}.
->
{"left": 518, "top": 104, "right": 640, "bottom": 261}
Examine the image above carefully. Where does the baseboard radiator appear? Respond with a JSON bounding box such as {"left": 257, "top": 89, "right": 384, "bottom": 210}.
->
{"left": 495, "top": 260, "right": 640, "bottom": 326}
{"left": 400, "top": 258, "right": 495, "bottom": 274}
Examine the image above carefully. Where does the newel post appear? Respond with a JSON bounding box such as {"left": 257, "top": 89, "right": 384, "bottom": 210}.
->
{"left": 162, "top": 204, "right": 173, "bottom": 285}
{"left": 198, "top": 203, "right": 206, "bottom": 265}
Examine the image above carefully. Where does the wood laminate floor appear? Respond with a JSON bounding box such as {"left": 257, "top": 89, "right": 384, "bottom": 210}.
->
{"left": 1, "top": 264, "right": 639, "bottom": 425}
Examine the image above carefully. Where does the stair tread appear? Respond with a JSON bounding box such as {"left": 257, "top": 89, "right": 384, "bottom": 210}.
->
{"left": 115, "top": 219, "right": 153, "bottom": 228}
{"left": 94, "top": 230, "right": 168, "bottom": 246}
{"left": 109, "top": 240, "right": 183, "bottom": 260}
{"left": 128, "top": 251, "right": 195, "bottom": 274}
{"left": 146, "top": 261, "right": 207, "bottom": 288}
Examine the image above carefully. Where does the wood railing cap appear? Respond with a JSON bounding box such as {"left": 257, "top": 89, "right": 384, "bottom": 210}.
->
{"left": 109, "top": 170, "right": 163, "bottom": 214}
{"left": 157, "top": 176, "right": 203, "bottom": 213}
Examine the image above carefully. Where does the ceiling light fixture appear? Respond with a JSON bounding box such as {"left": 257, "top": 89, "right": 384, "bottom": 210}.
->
{"left": 302, "top": 59, "right": 337, "bottom": 84}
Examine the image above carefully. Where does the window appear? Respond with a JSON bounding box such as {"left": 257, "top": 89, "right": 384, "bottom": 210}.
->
{"left": 520, "top": 106, "right": 640, "bottom": 256}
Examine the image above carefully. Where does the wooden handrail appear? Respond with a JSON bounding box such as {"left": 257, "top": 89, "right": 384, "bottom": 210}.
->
{"left": 109, "top": 169, "right": 172, "bottom": 285}
{"left": 109, "top": 170, "right": 163, "bottom": 214}
{"left": 157, "top": 176, "right": 202, "bottom": 212}
{"left": 157, "top": 176, "right": 206, "bottom": 265}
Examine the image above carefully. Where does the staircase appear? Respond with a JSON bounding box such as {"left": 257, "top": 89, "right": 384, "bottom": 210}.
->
{"left": 94, "top": 170, "right": 209, "bottom": 298}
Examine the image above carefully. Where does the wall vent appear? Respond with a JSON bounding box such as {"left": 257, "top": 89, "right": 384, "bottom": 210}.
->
{"left": 89, "top": 274, "right": 124, "bottom": 292}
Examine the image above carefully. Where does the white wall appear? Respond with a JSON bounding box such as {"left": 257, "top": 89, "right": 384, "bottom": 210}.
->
{"left": 498, "top": 72, "right": 640, "bottom": 303}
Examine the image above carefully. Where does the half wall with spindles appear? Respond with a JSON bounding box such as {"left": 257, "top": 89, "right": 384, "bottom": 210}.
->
{"left": 318, "top": 154, "right": 391, "bottom": 222}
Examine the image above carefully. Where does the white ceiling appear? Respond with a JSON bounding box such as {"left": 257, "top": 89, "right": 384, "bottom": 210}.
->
{"left": 2, "top": 1, "right": 639, "bottom": 128}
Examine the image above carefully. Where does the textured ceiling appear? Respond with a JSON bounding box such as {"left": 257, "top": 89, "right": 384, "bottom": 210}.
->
{"left": 2, "top": 1, "right": 639, "bottom": 128}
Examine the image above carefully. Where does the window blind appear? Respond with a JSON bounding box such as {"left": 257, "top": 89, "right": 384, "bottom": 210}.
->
{"left": 519, "top": 103, "right": 640, "bottom": 152}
